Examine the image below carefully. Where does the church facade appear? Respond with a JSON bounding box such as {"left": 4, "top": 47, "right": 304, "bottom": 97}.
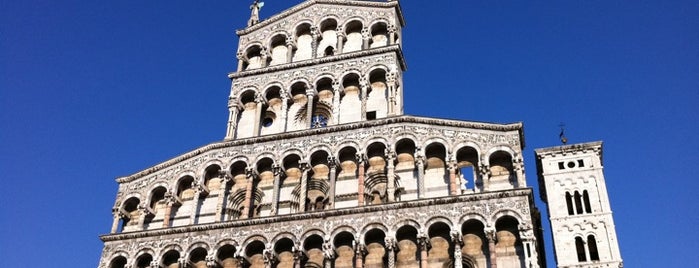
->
{"left": 98, "top": 1, "right": 620, "bottom": 268}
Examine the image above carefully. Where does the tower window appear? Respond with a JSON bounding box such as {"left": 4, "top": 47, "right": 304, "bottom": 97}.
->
{"left": 578, "top": 159, "right": 585, "bottom": 167}
{"left": 311, "top": 114, "right": 328, "bottom": 128}
{"left": 558, "top": 162, "right": 565, "bottom": 170}
{"left": 575, "top": 237, "right": 587, "bottom": 262}
{"left": 565, "top": 192, "right": 574, "bottom": 215}
{"left": 583, "top": 190, "right": 592, "bottom": 213}
{"left": 588, "top": 235, "right": 600, "bottom": 261}
{"left": 574, "top": 191, "right": 584, "bottom": 214}
{"left": 366, "top": 111, "right": 376, "bottom": 120}
{"left": 567, "top": 161, "right": 576, "bottom": 168}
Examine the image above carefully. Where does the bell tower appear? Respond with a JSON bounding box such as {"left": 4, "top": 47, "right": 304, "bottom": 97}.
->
{"left": 535, "top": 142, "right": 623, "bottom": 268}
{"left": 224, "top": 0, "right": 406, "bottom": 140}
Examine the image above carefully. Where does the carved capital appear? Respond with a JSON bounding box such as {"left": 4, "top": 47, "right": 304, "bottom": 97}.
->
{"left": 263, "top": 243, "right": 277, "bottom": 264}
{"left": 387, "top": 24, "right": 397, "bottom": 34}
{"left": 285, "top": 36, "right": 296, "bottom": 48}
{"left": 361, "top": 27, "right": 371, "bottom": 39}
{"left": 272, "top": 163, "right": 282, "bottom": 176}
{"left": 355, "top": 153, "right": 367, "bottom": 165}
{"left": 451, "top": 230, "right": 463, "bottom": 246}
{"left": 327, "top": 156, "right": 337, "bottom": 168}
{"left": 384, "top": 237, "right": 397, "bottom": 251}
{"left": 245, "top": 167, "right": 256, "bottom": 179}
{"left": 485, "top": 228, "right": 497, "bottom": 243}
{"left": 417, "top": 232, "right": 431, "bottom": 250}
{"left": 354, "top": 243, "right": 367, "bottom": 256}
{"left": 299, "top": 161, "right": 310, "bottom": 171}
{"left": 236, "top": 51, "right": 244, "bottom": 60}
{"left": 322, "top": 240, "right": 336, "bottom": 260}
{"left": 206, "top": 255, "right": 218, "bottom": 268}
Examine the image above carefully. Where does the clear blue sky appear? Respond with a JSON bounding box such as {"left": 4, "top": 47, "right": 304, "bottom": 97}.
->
{"left": 1, "top": 0, "right": 697, "bottom": 267}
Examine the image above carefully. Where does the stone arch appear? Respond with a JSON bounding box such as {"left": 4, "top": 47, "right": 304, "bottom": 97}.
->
{"left": 186, "top": 241, "right": 212, "bottom": 256}
{"left": 242, "top": 235, "right": 269, "bottom": 251}
{"left": 461, "top": 219, "right": 489, "bottom": 266}
{"left": 459, "top": 213, "right": 489, "bottom": 227}
{"left": 293, "top": 21, "right": 314, "bottom": 62}
{"left": 215, "top": 241, "right": 240, "bottom": 268}
{"left": 330, "top": 225, "right": 358, "bottom": 242}
{"left": 263, "top": 82, "right": 287, "bottom": 99}
{"left": 368, "top": 20, "right": 389, "bottom": 48}
{"left": 361, "top": 222, "right": 389, "bottom": 235}
{"left": 301, "top": 229, "right": 327, "bottom": 243}
{"left": 394, "top": 224, "right": 419, "bottom": 268}
{"left": 454, "top": 144, "right": 481, "bottom": 192}
{"left": 235, "top": 87, "right": 260, "bottom": 107}
{"left": 134, "top": 249, "right": 155, "bottom": 268}
{"left": 242, "top": 42, "right": 266, "bottom": 70}
{"left": 421, "top": 138, "right": 451, "bottom": 156}
{"left": 108, "top": 253, "right": 129, "bottom": 268}
{"left": 364, "top": 141, "right": 389, "bottom": 205}
{"left": 243, "top": 239, "right": 267, "bottom": 268}
{"left": 487, "top": 149, "right": 516, "bottom": 190}
{"left": 267, "top": 31, "right": 291, "bottom": 66}
{"left": 342, "top": 18, "right": 365, "bottom": 53}
{"left": 187, "top": 245, "right": 210, "bottom": 268}
{"left": 271, "top": 232, "right": 299, "bottom": 245}
{"left": 483, "top": 145, "right": 517, "bottom": 165}
{"left": 118, "top": 195, "right": 141, "bottom": 232}
{"left": 334, "top": 141, "right": 360, "bottom": 158}
{"left": 318, "top": 17, "right": 339, "bottom": 57}
{"left": 366, "top": 67, "right": 389, "bottom": 120}
{"left": 491, "top": 209, "right": 525, "bottom": 226}
{"left": 331, "top": 228, "right": 356, "bottom": 268}
{"left": 423, "top": 141, "right": 450, "bottom": 197}
{"left": 494, "top": 215, "right": 525, "bottom": 267}
{"left": 363, "top": 227, "right": 388, "bottom": 268}
{"left": 274, "top": 236, "right": 297, "bottom": 268}
{"left": 427, "top": 220, "right": 454, "bottom": 267}
{"left": 143, "top": 185, "right": 168, "bottom": 228}
{"left": 362, "top": 136, "right": 389, "bottom": 153}
{"left": 392, "top": 219, "right": 422, "bottom": 234}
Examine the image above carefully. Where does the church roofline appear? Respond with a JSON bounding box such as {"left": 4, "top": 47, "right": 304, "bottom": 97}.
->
{"left": 228, "top": 45, "right": 407, "bottom": 78}
{"left": 115, "top": 115, "right": 523, "bottom": 183}
{"left": 534, "top": 141, "right": 603, "bottom": 159}
{"left": 235, "top": 0, "right": 406, "bottom": 36}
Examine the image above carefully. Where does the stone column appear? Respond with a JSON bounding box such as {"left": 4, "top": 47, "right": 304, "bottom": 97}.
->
{"left": 479, "top": 163, "right": 490, "bottom": 193}
{"left": 286, "top": 36, "right": 296, "bottom": 63}
{"left": 299, "top": 161, "right": 310, "bottom": 212}
{"left": 279, "top": 93, "right": 289, "bottom": 133}
{"left": 335, "top": 26, "right": 344, "bottom": 54}
{"left": 485, "top": 228, "right": 497, "bottom": 268}
{"left": 110, "top": 209, "right": 123, "bottom": 233}
{"left": 236, "top": 51, "right": 245, "bottom": 72}
{"left": 136, "top": 204, "right": 150, "bottom": 231}
{"left": 253, "top": 93, "right": 265, "bottom": 137}
{"left": 417, "top": 232, "right": 430, "bottom": 268}
{"left": 356, "top": 154, "right": 366, "bottom": 206}
{"left": 242, "top": 167, "right": 256, "bottom": 219}
{"left": 331, "top": 81, "right": 341, "bottom": 125}
{"left": 260, "top": 47, "right": 269, "bottom": 68}
{"left": 519, "top": 226, "right": 539, "bottom": 268}
{"left": 513, "top": 156, "right": 525, "bottom": 188}
{"left": 271, "top": 164, "right": 282, "bottom": 216}
{"left": 388, "top": 24, "right": 397, "bottom": 45}
{"left": 386, "top": 149, "right": 396, "bottom": 202}
{"left": 264, "top": 243, "right": 276, "bottom": 268}
{"left": 361, "top": 27, "right": 371, "bottom": 49}
{"left": 215, "top": 172, "right": 231, "bottom": 222}
{"left": 206, "top": 254, "right": 220, "bottom": 268}
{"left": 189, "top": 182, "right": 204, "bottom": 225}
{"left": 306, "top": 89, "right": 315, "bottom": 128}
{"left": 415, "top": 150, "right": 426, "bottom": 198}
{"left": 360, "top": 78, "right": 368, "bottom": 120}
{"left": 354, "top": 243, "right": 366, "bottom": 268}
{"left": 311, "top": 26, "right": 320, "bottom": 59}
{"left": 293, "top": 244, "right": 304, "bottom": 268}
{"left": 385, "top": 237, "right": 397, "bottom": 268}
{"left": 162, "top": 193, "right": 176, "bottom": 228}
{"left": 225, "top": 98, "right": 240, "bottom": 140}
{"left": 323, "top": 240, "right": 335, "bottom": 268}
{"left": 451, "top": 230, "right": 464, "bottom": 268}
{"left": 386, "top": 68, "right": 398, "bottom": 116}
{"left": 448, "top": 160, "right": 459, "bottom": 196}
{"left": 328, "top": 156, "right": 337, "bottom": 209}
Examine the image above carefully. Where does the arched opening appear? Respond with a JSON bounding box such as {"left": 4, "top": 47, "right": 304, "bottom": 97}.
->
{"left": 269, "top": 34, "right": 288, "bottom": 66}
{"left": 162, "top": 250, "right": 181, "bottom": 268}
{"left": 136, "top": 253, "right": 154, "bottom": 268}
{"left": 217, "top": 244, "right": 240, "bottom": 268}
{"left": 236, "top": 90, "right": 260, "bottom": 139}
{"left": 364, "top": 229, "right": 387, "bottom": 268}
{"left": 344, "top": 20, "right": 364, "bottom": 53}
{"left": 309, "top": 151, "right": 330, "bottom": 211}
{"left": 245, "top": 240, "right": 266, "bottom": 268}
{"left": 319, "top": 19, "right": 338, "bottom": 57}
{"left": 575, "top": 237, "right": 587, "bottom": 262}
{"left": 427, "top": 222, "right": 453, "bottom": 267}
{"left": 109, "top": 256, "right": 127, "bottom": 268}
{"left": 394, "top": 139, "right": 416, "bottom": 200}
{"left": 120, "top": 197, "right": 140, "bottom": 232}
{"left": 461, "top": 220, "right": 489, "bottom": 268}
{"left": 565, "top": 192, "right": 575, "bottom": 215}
{"left": 338, "top": 73, "right": 361, "bottom": 124}
{"left": 281, "top": 154, "right": 302, "bottom": 214}
{"left": 313, "top": 77, "right": 334, "bottom": 128}
{"left": 370, "top": 22, "right": 389, "bottom": 48}
{"left": 587, "top": 235, "right": 600, "bottom": 261}
{"left": 574, "top": 191, "right": 584, "bottom": 215}
{"left": 583, "top": 190, "right": 592, "bottom": 214}
{"left": 261, "top": 86, "right": 283, "bottom": 136}
{"left": 293, "top": 23, "right": 313, "bottom": 62}
{"left": 425, "top": 143, "right": 449, "bottom": 197}
{"left": 227, "top": 161, "right": 249, "bottom": 220}
{"left": 274, "top": 238, "right": 295, "bottom": 268}
{"left": 304, "top": 235, "right": 325, "bottom": 268}
{"left": 495, "top": 216, "right": 525, "bottom": 267}
{"left": 197, "top": 165, "right": 223, "bottom": 224}
{"left": 333, "top": 232, "right": 355, "bottom": 268}
{"left": 335, "top": 147, "right": 358, "bottom": 208}
{"left": 289, "top": 82, "right": 310, "bottom": 131}
{"left": 367, "top": 68, "right": 387, "bottom": 119}
{"left": 244, "top": 45, "right": 264, "bottom": 70}
{"left": 189, "top": 247, "right": 209, "bottom": 268}
{"left": 253, "top": 158, "right": 274, "bottom": 217}
{"left": 144, "top": 186, "right": 167, "bottom": 229}
{"left": 395, "top": 225, "right": 419, "bottom": 268}
{"left": 366, "top": 142, "right": 388, "bottom": 205}
{"left": 488, "top": 151, "right": 515, "bottom": 190}
{"left": 456, "top": 146, "right": 480, "bottom": 192}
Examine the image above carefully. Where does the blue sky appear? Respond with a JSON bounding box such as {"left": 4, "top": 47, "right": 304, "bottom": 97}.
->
{"left": 1, "top": 0, "right": 697, "bottom": 267}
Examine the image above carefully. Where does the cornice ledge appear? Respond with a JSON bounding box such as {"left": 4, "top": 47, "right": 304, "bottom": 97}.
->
{"left": 100, "top": 188, "right": 533, "bottom": 242}
{"left": 228, "top": 45, "right": 405, "bottom": 79}
{"left": 236, "top": 0, "right": 403, "bottom": 36}
{"left": 534, "top": 141, "right": 603, "bottom": 157}
{"left": 116, "top": 115, "right": 522, "bottom": 183}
